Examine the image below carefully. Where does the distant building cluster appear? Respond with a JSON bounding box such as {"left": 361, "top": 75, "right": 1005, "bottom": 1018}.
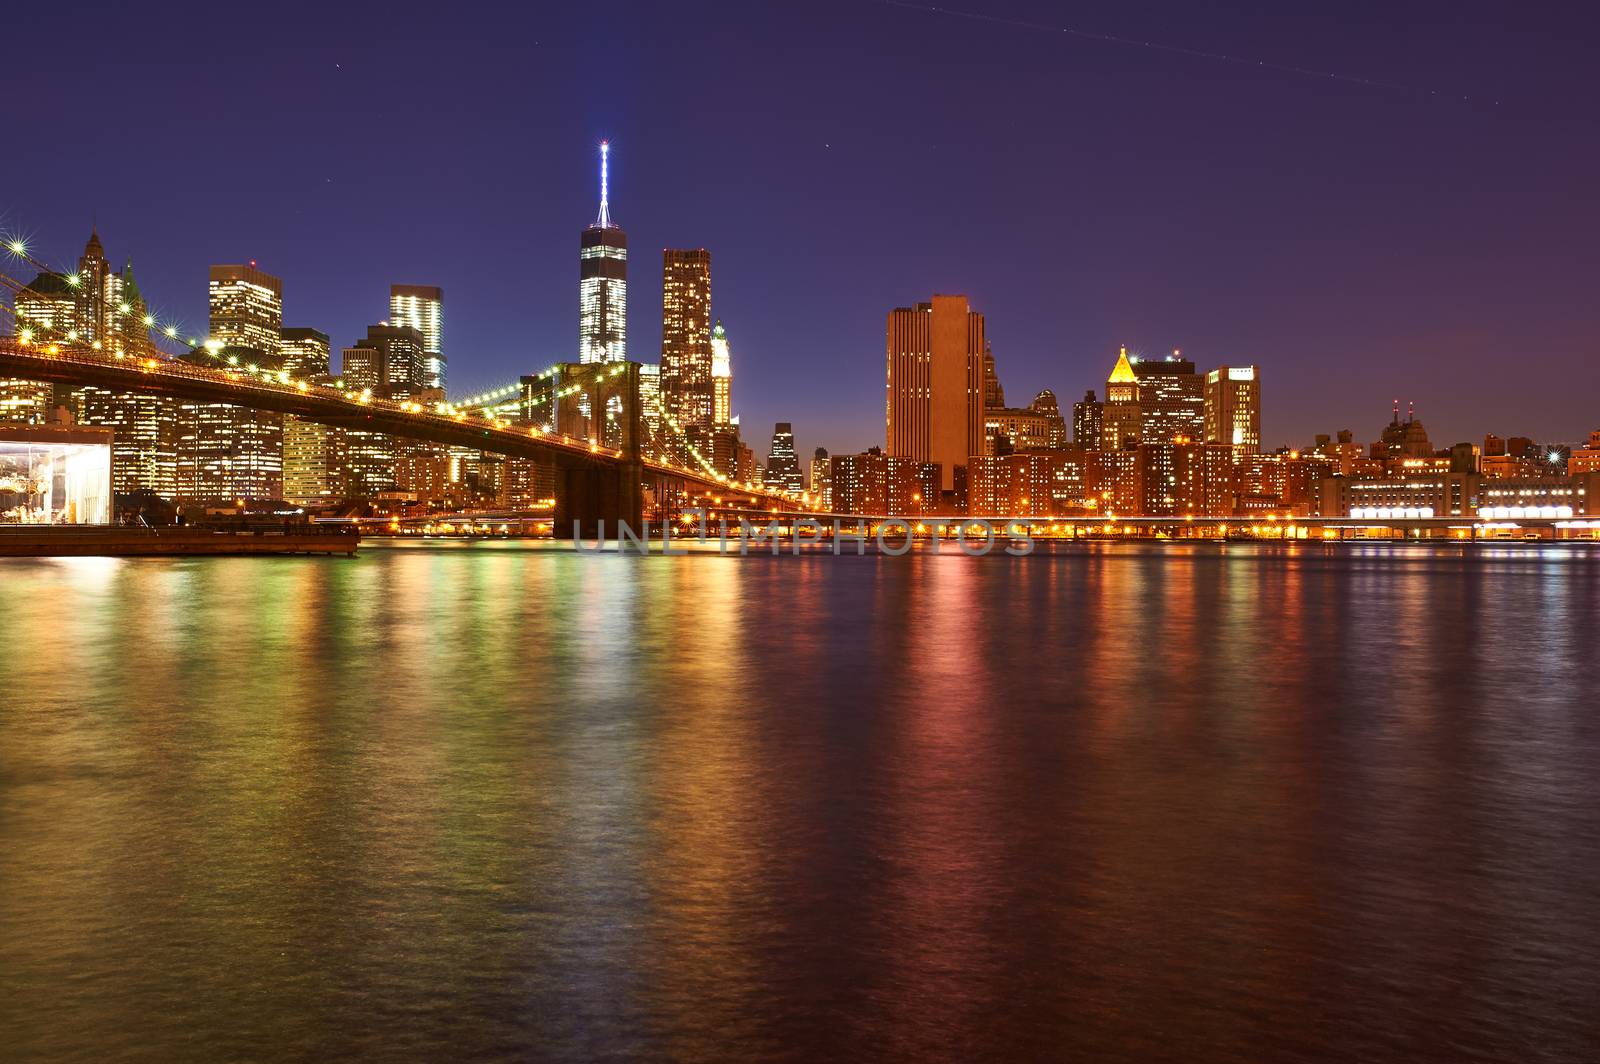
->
{"left": 4, "top": 153, "right": 1597, "bottom": 531}
{"left": 803, "top": 291, "right": 1598, "bottom": 527}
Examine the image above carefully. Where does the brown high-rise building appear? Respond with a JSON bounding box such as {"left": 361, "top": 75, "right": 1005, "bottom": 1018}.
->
{"left": 661, "top": 249, "right": 713, "bottom": 436}
{"left": 885, "top": 294, "right": 984, "bottom": 495}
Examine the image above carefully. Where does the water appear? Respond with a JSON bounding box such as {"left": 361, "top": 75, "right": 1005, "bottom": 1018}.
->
{"left": 2, "top": 542, "right": 1598, "bottom": 1063}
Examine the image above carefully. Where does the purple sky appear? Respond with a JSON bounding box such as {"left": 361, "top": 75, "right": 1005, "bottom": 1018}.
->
{"left": 8, "top": 0, "right": 1597, "bottom": 460}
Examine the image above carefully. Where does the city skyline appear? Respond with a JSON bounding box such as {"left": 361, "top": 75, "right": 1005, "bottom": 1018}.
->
{"left": 7, "top": 1, "right": 1597, "bottom": 463}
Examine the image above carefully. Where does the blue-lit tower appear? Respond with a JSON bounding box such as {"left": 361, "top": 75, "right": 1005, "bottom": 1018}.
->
{"left": 579, "top": 141, "right": 627, "bottom": 363}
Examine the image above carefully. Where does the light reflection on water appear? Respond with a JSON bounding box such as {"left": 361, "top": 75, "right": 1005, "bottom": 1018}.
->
{"left": 1, "top": 543, "right": 1598, "bottom": 1062}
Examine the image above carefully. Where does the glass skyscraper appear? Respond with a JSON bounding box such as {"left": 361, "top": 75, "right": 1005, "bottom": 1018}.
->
{"left": 389, "top": 286, "right": 444, "bottom": 391}
{"left": 580, "top": 141, "right": 627, "bottom": 364}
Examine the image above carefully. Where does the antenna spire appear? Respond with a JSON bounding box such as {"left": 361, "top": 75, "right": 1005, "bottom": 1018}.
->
{"left": 596, "top": 140, "right": 612, "bottom": 228}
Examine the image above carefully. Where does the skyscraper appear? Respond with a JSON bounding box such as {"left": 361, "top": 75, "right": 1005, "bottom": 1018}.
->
{"left": 389, "top": 285, "right": 445, "bottom": 390}
{"left": 1101, "top": 346, "right": 1141, "bottom": 451}
{"left": 176, "top": 264, "right": 287, "bottom": 502}
{"left": 343, "top": 324, "right": 427, "bottom": 399}
{"left": 765, "top": 422, "right": 802, "bottom": 493}
{"left": 886, "top": 294, "right": 984, "bottom": 495}
{"left": 638, "top": 362, "right": 662, "bottom": 443}
{"left": 1072, "top": 389, "right": 1102, "bottom": 450}
{"left": 73, "top": 247, "right": 181, "bottom": 497}
{"left": 283, "top": 414, "right": 347, "bottom": 506}
{"left": 1133, "top": 352, "right": 1204, "bottom": 443}
{"left": 1204, "top": 365, "right": 1261, "bottom": 458}
{"left": 982, "top": 342, "right": 1004, "bottom": 409}
{"left": 580, "top": 141, "right": 627, "bottom": 364}
{"left": 661, "top": 248, "right": 713, "bottom": 433}
{"left": 711, "top": 319, "right": 733, "bottom": 426}
{"left": 810, "top": 447, "right": 832, "bottom": 509}
{"left": 280, "top": 327, "right": 331, "bottom": 377}
{"left": 5, "top": 272, "right": 75, "bottom": 422}
{"left": 208, "top": 263, "right": 283, "bottom": 359}
{"left": 75, "top": 229, "right": 109, "bottom": 343}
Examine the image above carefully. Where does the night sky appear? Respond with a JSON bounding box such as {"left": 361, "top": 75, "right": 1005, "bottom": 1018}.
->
{"left": 8, "top": 0, "right": 1597, "bottom": 458}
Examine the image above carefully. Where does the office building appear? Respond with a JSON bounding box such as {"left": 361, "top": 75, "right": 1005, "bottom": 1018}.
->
{"left": 886, "top": 294, "right": 984, "bottom": 498}
{"left": 283, "top": 412, "right": 347, "bottom": 506}
{"left": 1101, "top": 346, "right": 1141, "bottom": 451}
{"left": 661, "top": 248, "right": 713, "bottom": 434}
{"left": 1072, "top": 390, "right": 1102, "bottom": 450}
{"left": 280, "top": 327, "right": 331, "bottom": 377}
{"left": 9, "top": 272, "right": 78, "bottom": 404}
{"left": 208, "top": 263, "right": 283, "bottom": 360}
{"left": 1132, "top": 352, "right": 1204, "bottom": 443}
{"left": 174, "top": 347, "right": 284, "bottom": 503}
{"left": 76, "top": 386, "right": 180, "bottom": 497}
{"left": 1204, "top": 365, "right": 1261, "bottom": 458}
{"left": 810, "top": 447, "right": 832, "bottom": 509}
{"left": 638, "top": 362, "right": 662, "bottom": 443}
{"left": 389, "top": 286, "right": 445, "bottom": 390}
{"left": 343, "top": 324, "right": 427, "bottom": 399}
{"left": 711, "top": 319, "right": 732, "bottom": 426}
{"left": 765, "top": 422, "right": 803, "bottom": 493}
{"left": 580, "top": 142, "right": 627, "bottom": 364}
{"left": 985, "top": 390, "right": 1069, "bottom": 454}
{"left": 74, "top": 229, "right": 110, "bottom": 343}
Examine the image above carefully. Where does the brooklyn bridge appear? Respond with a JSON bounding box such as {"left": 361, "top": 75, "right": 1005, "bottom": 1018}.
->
{"left": 1, "top": 244, "right": 816, "bottom": 535}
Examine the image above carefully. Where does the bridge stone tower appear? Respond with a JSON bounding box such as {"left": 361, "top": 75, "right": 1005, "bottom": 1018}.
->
{"left": 521, "top": 361, "right": 643, "bottom": 537}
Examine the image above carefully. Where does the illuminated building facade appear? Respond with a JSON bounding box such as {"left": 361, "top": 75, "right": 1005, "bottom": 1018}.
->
{"left": 340, "top": 429, "right": 397, "bottom": 499}
{"left": 984, "top": 392, "right": 1067, "bottom": 455}
{"left": 76, "top": 386, "right": 180, "bottom": 497}
{"left": 968, "top": 450, "right": 1092, "bottom": 517}
{"left": 280, "top": 327, "right": 330, "bottom": 377}
{"left": 1101, "top": 346, "right": 1142, "bottom": 452}
{"left": 1163, "top": 441, "right": 1237, "bottom": 517}
{"left": 283, "top": 412, "right": 347, "bottom": 506}
{"left": 1204, "top": 365, "right": 1261, "bottom": 458}
{"left": 343, "top": 324, "right": 427, "bottom": 399}
{"left": 1093, "top": 448, "right": 1143, "bottom": 514}
{"left": 389, "top": 285, "right": 444, "bottom": 390}
{"left": 1235, "top": 452, "right": 1332, "bottom": 516}
{"left": 6, "top": 274, "right": 74, "bottom": 419}
{"left": 810, "top": 447, "right": 831, "bottom": 509}
{"left": 208, "top": 263, "right": 283, "bottom": 360}
{"left": 174, "top": 347, "right": 285, "bottom": 503}
{"left": 12, "top": 271, "right": 78, "bottom": 342}
{"left": 1132, "top": 353, "right": 1204, "bottom": 443}
{"left": 1072, "top": 390, "right": 1102, "bottom": 450}
{"left": 711, "top": 319, "right": 732, "bottom": 426}
{"left": 764, "top": 422, "right": 802, "bottom": 493}
{"left": 1476, "top": 474, "right": 1597, "bottom": 518}
{"left": 1322, "top": 474, "right": 1473, "bottom": 519}
{"left": 886, "top": 294, "right": 984, "bottom": 496}
{"left": 1569, "top": 431, "right": 1600, "bottom": 474}
{"left": 74, "top": 231, "right": 109, "bottom": 342}
{"left": 580, "top": 142, "right": 627, "bottom": 364}
{"left": 661, "top": 248, "right": 713, "bottom": 435}
{"left": 638, "top": 362, "right": 661, "bottom": 443}
{"left": 830, "top": 448, "right": 936, "bottom": 516}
